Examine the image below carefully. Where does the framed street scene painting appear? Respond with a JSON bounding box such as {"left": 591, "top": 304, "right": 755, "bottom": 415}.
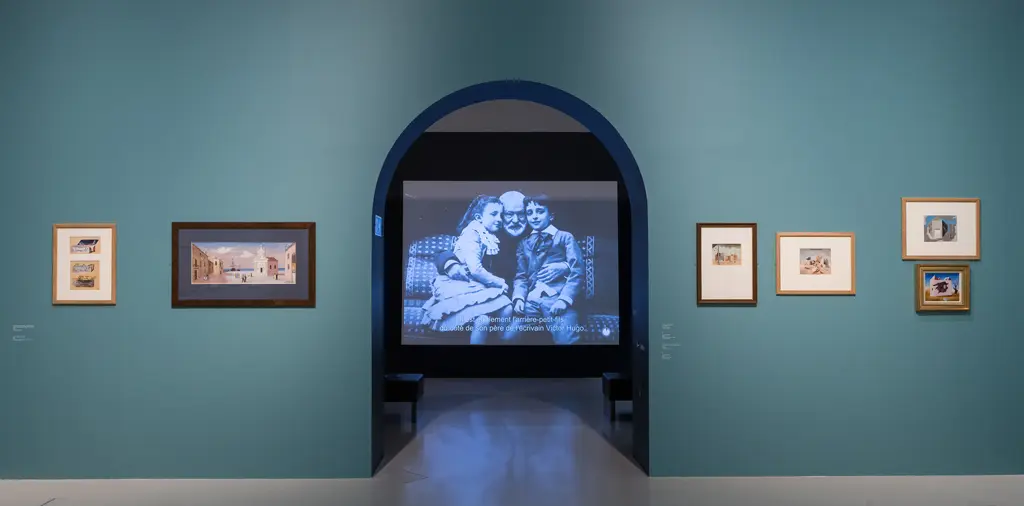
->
{"left": 902, "top": 197, "right": 980, "bottom": 260}
{"left": 696, "top": 223, "right": 757, "bottom": 305}
{"left": 172, "top": 222, "right": 316, "bottom": 307}
{"left": 915, "top": 264, "right": 970, "bottom": 312}
{"left": 776, "top": 232, "right": 856, "bottom": 295}
{"left": 52, "top": 223, "right": 117, "bottom": 305}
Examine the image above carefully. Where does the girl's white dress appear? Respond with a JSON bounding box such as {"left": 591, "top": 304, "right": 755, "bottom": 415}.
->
{"left": 419, "top": 221, "right": 511, "bottom": 331}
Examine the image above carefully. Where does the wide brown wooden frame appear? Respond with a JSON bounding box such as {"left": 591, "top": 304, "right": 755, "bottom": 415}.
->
{"left": 901, "top": 197, "right": 980, "bottom": 260}
{"left": 914, "top": 263, "right": 970, "bottom": 312}
{"left": 171, "top": 222, "right": 316, "bottom": 308}
{"left": 52, "top": 223, "right": 117, "bottom": 305}
{"left": 775, "top": 232, "right": 856, "bottom": 295}
{"left": 696, "top": 223, "right": 757, "bottom": 305}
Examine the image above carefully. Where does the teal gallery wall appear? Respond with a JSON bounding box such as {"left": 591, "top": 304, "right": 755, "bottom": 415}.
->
{"left": 1, "top": 0, "right": 1022, "bottom": 478}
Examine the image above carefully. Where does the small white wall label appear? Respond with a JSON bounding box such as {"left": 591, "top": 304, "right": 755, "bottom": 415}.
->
{"left": 661, "top": 323, "right": 678, "bottom": 360}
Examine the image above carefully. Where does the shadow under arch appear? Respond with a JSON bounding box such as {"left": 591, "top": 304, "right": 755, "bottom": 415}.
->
{"left": 370, "top": 80, "right": 650, "bottom": 475}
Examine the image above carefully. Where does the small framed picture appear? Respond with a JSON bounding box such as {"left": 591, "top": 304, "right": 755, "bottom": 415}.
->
{"left": 696, "top": 223, "right": 757, "bottom": 305}
{"left": 915, "top": 264, "right": 970, "bottom": 312}
{"left": 902, "top": 198, "right": 980, "bottom": 260}
{"left": 52, "top": 223, "right": 117, "bottom": 305}
{"left": 776, "top": 232, "right": 855, "bottom": 295}
{"left": 172, "top": 222, "right": 316, "bottom": 308}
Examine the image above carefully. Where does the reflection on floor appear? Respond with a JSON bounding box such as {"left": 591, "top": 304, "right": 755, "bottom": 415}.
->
{"left": 375, "top": 377, "right": 644, "bottom": 505}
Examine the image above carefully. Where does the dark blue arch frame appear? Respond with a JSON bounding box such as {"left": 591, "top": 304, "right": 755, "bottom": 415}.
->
{"left": 369, "top": 79, "right": 650, "bottom": 474}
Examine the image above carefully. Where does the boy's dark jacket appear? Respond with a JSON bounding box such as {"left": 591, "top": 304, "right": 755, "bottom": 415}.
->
{"left": 512, "top": 228, "right": 583, "bottom": 306}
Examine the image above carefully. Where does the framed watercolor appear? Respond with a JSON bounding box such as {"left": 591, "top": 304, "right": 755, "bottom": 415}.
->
{"left": 696, "top": 223, "right": 757, "bottom": 305}
{"left": 171, "top": 222, "right": 316, "bottom": 308}
{"left": 915, "top": 264, "right": 970, "bottom": 312}
{"left": 776, "top": 232, "right": 856, "bottom": 295}
{"left": 52, "top": 223, "right": 117, "bottom": 305}
{"left": 901, "top": 198, "right": 980, "bottom": 260}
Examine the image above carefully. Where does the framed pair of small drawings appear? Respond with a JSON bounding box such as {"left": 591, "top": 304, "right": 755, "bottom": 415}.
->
{"left": 52, "top": 223, "right": 117, "bottom": 305}
{"left": 902, "top": 198, "right": 979, "bottom": 312}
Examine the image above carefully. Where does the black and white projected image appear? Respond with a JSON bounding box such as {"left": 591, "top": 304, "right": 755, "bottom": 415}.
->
{"left": 402, "top": 181, "right": 620, "bottom": 346}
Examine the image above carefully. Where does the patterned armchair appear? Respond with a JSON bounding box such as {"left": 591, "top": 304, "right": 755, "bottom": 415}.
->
{"left": 403, "top": 234, "right": 619, "bottom": 343}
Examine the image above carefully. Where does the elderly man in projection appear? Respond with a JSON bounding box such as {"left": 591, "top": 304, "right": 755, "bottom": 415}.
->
{"left": 434, "top": 190, "right": 569, "bottom": 342}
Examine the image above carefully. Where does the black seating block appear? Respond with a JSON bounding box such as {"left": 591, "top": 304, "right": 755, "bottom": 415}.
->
{"left": 385, "top": 373, "right": 424, "bottom": 402}
{"left": 602, "top": 372, "right": 632, "bottom": 401}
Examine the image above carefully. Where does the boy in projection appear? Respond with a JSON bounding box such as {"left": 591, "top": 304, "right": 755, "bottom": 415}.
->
{"left": 503, "top": 194, "right": 584, "bottom": 345}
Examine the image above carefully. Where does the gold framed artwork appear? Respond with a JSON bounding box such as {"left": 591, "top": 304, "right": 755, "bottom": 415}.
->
{"left": 915, "top": 264, "right": 970, "bottom": 312}
{"left": 52, "top": 223, "right": 117, "bottom": 305}
{"left": 696, "top": 223, "right": 757, "bottom": 305}
{"left": 901, "top": 197, "right": 980, "bottom": 260}
{"left": 775, "top": 232, "right": 856, "bottom": 295}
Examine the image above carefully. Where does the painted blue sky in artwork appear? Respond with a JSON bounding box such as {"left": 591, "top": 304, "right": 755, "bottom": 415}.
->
{"left": 924, "top": 215, "right": 957, "bottom": 225}
{"left": 925, "top": 272, "right": 960, "bottom": 286}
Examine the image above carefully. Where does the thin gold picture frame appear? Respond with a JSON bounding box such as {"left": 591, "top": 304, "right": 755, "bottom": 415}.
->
{"left": 52, "top": 223, "right": 117, "bottom": 305}
{"left": 915, "top": 264, "right": 970, "bottom": 312}
{"left": 901, "top": 197, "right": 980, "bottom": 260}
{"left": 775, "top": 232, "right": 856, "bottom": 295}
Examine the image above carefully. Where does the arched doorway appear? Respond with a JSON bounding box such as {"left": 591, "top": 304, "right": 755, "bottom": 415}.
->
{"left": 370, "top": 80, "right": 650, "bottom": 475}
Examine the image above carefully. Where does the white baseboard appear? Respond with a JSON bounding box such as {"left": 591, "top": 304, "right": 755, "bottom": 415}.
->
{"left": 2, "top": 475, "right": 1022, "bottom": 506}
{"left": 650, "top": 475, "right": 1024, "bottom": 506}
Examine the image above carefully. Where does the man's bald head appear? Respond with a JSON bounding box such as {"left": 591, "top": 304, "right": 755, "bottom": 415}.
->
{"left": 499, "top": 190, "right": 527, "bottom": 237}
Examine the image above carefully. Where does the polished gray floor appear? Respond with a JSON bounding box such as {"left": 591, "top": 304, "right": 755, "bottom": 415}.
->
{"left": 3, "top": 378, "right": 1023, "bottom": 505}
{"left": 374, "top": 378, "right": 645, "bottom": 506}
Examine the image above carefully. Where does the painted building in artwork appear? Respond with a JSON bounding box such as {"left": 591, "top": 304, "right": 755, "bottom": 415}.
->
{"left": 926, "top": 217, "right": 957, "bottom": 242}
{"left": 267, "top": 257, "right": 279, "bottom": 278}
{"left": 191, "top": 244, "right": 211, "bottom": 281}
{"left": 210, "top": 257, "right": 223, "bottom": 276}
{"left": 712, "top": 244, "right": 739, "bottom": 265}
{"left": 929, "top": 275, "right": 957, "bottom": 297}
{"left": 71, "top": 238, "right": 99, "bottom": 254}
{"left": 284, "top": 243, "right": 296, "bottom": 282}
{"left": 252, "top": 244, "right": 270, "bottom": 276}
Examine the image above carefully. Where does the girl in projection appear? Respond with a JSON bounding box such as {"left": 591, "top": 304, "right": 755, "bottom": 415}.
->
{"left": 419, "top": 195, "right": 513, "bottom": 344}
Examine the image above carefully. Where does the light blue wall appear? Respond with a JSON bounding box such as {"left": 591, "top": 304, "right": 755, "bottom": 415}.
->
{"left": 1, "top": 0, "right": 1021, "bottom": 478}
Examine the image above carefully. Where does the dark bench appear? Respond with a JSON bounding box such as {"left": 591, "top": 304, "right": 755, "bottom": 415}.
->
{"left": 601, "top": 372, "right": 632, "bottom": 421}
{"left": 385, "top": 373, "right": 425, "bottom": 423}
